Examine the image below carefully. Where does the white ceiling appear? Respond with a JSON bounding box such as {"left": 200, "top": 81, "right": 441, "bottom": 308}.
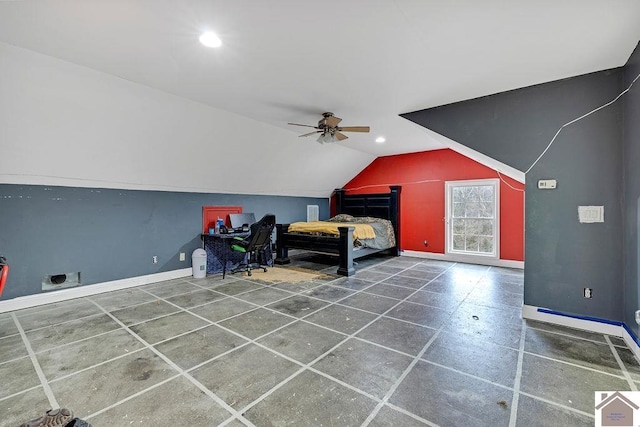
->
{"left": 0, "top": 0, "right": 638, "bottom": 158}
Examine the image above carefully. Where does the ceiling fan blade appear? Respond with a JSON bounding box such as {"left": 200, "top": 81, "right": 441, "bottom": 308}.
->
{"left": 338, "top": 126, "right": 370, "bottom": 133}
{"left": 299, "top": 131, "right": 321, "bottom": 137}
{"left": 325, "top": 116, "right": 342, "bottom": 128}
{"left": 335, "top": 132, "right": 348, "bottom": 141}
{"left": 288, "top": 123, "right": 318, "bottom": 128}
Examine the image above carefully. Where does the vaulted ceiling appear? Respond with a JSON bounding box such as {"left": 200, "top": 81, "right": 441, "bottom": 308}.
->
{"left": 1, "top": 1, "right": 638, "bottom": 196}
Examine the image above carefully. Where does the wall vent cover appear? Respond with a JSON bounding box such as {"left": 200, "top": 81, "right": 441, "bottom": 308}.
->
{"left": 307, "top": 205, "right": 319, "bottom": 222}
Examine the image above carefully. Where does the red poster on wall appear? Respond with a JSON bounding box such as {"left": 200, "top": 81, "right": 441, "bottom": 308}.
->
{"left": 202, "top": 206, "right": 242, "bottom": 233}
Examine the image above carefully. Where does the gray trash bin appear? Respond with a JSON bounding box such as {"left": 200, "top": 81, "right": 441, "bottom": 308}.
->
{"left": 191, "top": 249, "right": 207, "bottom": 278}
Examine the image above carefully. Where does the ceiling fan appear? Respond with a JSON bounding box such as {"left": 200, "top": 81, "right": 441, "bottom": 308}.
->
{"left": 288, "top": 112, "right": 370, "bottom": 144}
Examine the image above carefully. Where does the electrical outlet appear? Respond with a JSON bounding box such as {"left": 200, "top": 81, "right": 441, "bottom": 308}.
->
{"left": 583, "top": 287, "right": 592, "bottom": 299}
{"left": 179, "top": 252, "right": 185, "bottom": 262}
{"left": 152, "top": 256, "right": 158, "bottom": 264}
{"left": 635, "top": 310, "right": 640, "bottom": 325}
{"left": 423, "top": 240, "right": 429, "bottom": 247}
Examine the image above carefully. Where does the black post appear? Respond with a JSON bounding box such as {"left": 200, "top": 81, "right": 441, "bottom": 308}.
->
{"left": 389, "top": 185, "right": 401, "bottom": 256}
{"left": 337, "top": 226, "right": 355, "bottom": 276}
{"left": 335, "top": 188, "right": 346, "bottom": 215}
{"left": 274, "top": 224, "right": 291, "bottom": 265}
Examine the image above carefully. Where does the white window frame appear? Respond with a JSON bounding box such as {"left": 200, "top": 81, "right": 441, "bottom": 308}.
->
{"left": 445, "top": 178, "right": 500, "bottom": 259}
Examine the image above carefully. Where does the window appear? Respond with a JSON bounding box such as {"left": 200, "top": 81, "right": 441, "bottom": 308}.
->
{"left": 445, "top": 179, "right": 499, "bottom": 257}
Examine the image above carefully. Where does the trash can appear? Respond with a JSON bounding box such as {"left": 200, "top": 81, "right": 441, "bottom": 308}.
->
{"left": 191, "top": 249, "right": 207, "bottom": 279}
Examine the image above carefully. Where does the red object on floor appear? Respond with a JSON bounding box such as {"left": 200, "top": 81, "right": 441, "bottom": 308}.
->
{"left": 0, "top": 259, "right": 8, "bottom": 297}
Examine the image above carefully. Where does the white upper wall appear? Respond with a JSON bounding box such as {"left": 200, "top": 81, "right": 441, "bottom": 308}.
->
{"left": 0, "top": 43, "right": 374, "bottom": 198}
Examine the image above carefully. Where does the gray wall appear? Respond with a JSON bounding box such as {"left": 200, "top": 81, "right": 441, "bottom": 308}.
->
{"left": 402, "top": 69, "right": 625, "bottom": 321}
{"left": 0, "top": 184, "right": 329, "bottom": 300}
{"left": 623, "top": 44, "right": 640, "bottom": 335}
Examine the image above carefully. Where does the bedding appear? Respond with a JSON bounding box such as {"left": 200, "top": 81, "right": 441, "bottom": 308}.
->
{"left": 288, "top": 216, "right": 396, "bottom": 250}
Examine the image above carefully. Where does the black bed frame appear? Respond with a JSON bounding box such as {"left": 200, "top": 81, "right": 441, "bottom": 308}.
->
{"left": 274, "top": 185, "right": 401, "bottom": 276}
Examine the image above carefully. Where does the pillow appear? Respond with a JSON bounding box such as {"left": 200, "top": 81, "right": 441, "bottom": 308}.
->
{"left": 329, "top": 214, "right": 355, "bottom": 222}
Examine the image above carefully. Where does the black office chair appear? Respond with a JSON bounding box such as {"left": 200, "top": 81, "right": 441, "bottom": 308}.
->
{"left": 227, "top": 214, "right": 276, "bottom": 277}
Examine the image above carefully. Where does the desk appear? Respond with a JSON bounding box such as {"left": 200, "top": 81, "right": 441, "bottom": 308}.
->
{"left": 201, "top": 232, "right": 250, "bottom": 275}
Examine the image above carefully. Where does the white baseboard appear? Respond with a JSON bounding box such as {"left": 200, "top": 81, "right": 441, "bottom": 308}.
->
{"left": 0, "top": 268, "right": 192, "bottom": 313}
{"left": 522, "top": 304, "right": 640, "bottom": 361}
{"left": 401, "top": 250, "right": 524, "bottom": 270}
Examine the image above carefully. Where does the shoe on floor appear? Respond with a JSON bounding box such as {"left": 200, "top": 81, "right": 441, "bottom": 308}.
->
{"left": 20, "top": 408, "right": 74, "bottom": 427}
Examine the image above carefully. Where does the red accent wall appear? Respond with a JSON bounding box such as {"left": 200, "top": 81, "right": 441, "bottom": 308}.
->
{"left": 341, "top": 149, "right": 524, "bottom": 261}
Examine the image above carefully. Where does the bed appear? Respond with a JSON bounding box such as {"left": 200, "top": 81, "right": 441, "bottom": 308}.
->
{"left": 274, "top": 186, "right": 401, "bottom": 276}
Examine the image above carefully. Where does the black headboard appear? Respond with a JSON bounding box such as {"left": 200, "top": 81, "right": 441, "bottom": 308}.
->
{"left": 334, "top": 186, "right": 401, "bottom": 252}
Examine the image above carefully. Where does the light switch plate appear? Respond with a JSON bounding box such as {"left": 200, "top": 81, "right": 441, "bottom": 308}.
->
{"left": 537, "top": 179, "right": 557, "bottom": 189}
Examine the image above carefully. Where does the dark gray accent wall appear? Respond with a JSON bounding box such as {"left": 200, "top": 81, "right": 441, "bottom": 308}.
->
{"left": 402, "top": 69, "right": 625, "bottom": 321}
{"left": 623, "top": 43, "right": 640, "bottom": 335}
{"left": 0, "top": 184, "right": 329, "bottom": 300}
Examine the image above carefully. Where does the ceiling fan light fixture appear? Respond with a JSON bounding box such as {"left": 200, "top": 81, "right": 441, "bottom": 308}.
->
{"left": 317, "top": 133, "right": 338, "bottom": 144}
{"left": 199, "top": 32, "right": 222, "bottom": 48}
{"left": 376, "top": 136, "right": 386, "bottom": 143}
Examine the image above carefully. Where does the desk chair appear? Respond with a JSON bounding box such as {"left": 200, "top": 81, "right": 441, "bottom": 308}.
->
{"left": 227, "top": 214, "right": 276, "bottom": 277}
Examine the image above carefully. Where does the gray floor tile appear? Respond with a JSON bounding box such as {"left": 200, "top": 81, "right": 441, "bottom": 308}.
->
{"left": 258, "top": 321, "right": 346, "bottom": 364}
{"left": 89, "top": 288, "right": 158, "bottom": 311}
{"left": 16, "top": 300, "right": 103, "bottom": 331}
{"left": 422, "top": 331, "right": 519, "bottom": 387}
{"left": 370, "top": 405, "right": 429, "bottom": 426}
{"left": 271, "top": 280, "right": 324, "bottom": 293}
{"left": 154, "top": 324, "right": 248, "bottom": 370}
{"left": 0, "top": 333, "right": 28, "bottom": 363}
{"left": 236, "top": 287, "right": 292, "bottom": 306}
{"left": 313, "top": 338, "right": 412, "bottom": 398}
{"left": 381, "top": 275, "right": 429, "bottom": 290}
{"left": 525, "top": 328, "right": 622, "bottom": 375}
{"left": 164, "top": 288, "right": 226, "bottom": 309}
{"left": 110, "top": 299, "right": 180, "bottom": 326}
{"left": 26, "top": 314, "right": 121, "bottom": 353}
{"left": 190, "top": 297, "right": 256, "bottom": 323}
{"left": 265, "top": 295, "right": 328, "bottom": 318}
{"left": 0, "top": 387, "right": 51, "bottom": 427}
{"left": 37, "top": 328, "right": 144, "bottom": 381}
{"left": 129, "top": 311, "right": 209, "bottom": 345}
{"left": 525, "top": 320, "right": 607, "bottom": 343}
{"left": 355, "top": 270, "right": 393, "bottom": 283}
{"left": 340, "top": 292, "right": 400, "bottom": 314}
{"left": 446, "top": 302, "right": 523, "bottom": 349}
{"left": 304, "top": 305, "right": 378, "bottom": 335}
{"left": 49, "top": 349, "right": 175, "bottom": 418}
{"left": 520, "top": 353, "right": 630, "bottom": 413}
{"left": 397, "top": 269, "right": 442, "bottom": 281}
{"left": 330, "top": 276, "right": 377, "bottom": 291}
{"left": 515, "top": 394, "right": 593, "bottom": 427}
{"left": 140, "top": 281, "right": 201, "bottom": 299}
{"left": 614, "top": 346, "right": 640, "bottom": 381}
{"left": 366, "top": 264, "right": 407, "bottom": 275}
{"left": 466, "top": 285, "right": 523, "bottom": 309}
{"left": 406, "top": 289, "right": 464, "bottom": 312}
{"left": 191, "top": 343, "right": 299, "bottom": 410}
{"left": 609, "top": 336, "right": 627, "bottom": 347}
{"left": 422, "top": 274, "right": 478, "bottom": 296}
{"left": 219, "top": 308, "right": 294, "bottom": 340}
{"left": 357, "top": 317, "right": 437, "bottom": 356}
{"left": 0, "top": 357, "right": 41, "bottom": 399}
{"left": 364, "top": 283, "right": 416, "bottom": 300}
{"left": 390, "top": 360, "right": 512, "bottom": 426}
{"left": 244, "top": 370, "right": 377, "bottom": 426}
{"left": 202, "top": 279, "right": 264, "bottom": 295}
{"left": 301, "top": 284, "right": 356, "bottom": 302}
{"left": 383, "top": 258, "right": 423, "bottom": 269}
{"left": 386, "top": 301, "right": 451, "bottom": 328}
{"left": 0, "top": 316, "right": 18, "bottom": 338}
{"left": 88, "top": 376, "right": 232, "bottom": 425}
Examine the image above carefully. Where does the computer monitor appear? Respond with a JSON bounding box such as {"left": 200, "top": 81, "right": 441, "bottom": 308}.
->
{"left": 229, "top": 213, "right": 256, "bottom": 229}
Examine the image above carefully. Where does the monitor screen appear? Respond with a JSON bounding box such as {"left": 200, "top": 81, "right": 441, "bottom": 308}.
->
{"left": 229, "top": 213, "right": 256, "bottom": 228}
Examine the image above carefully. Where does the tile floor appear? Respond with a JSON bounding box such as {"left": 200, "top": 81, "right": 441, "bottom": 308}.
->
{"left": 1, "top": 252, "right": 639, "bottom": 426}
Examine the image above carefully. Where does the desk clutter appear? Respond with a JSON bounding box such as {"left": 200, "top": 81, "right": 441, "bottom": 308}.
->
{"left": 200, "top": 207, "right": 275, "bottom": 278}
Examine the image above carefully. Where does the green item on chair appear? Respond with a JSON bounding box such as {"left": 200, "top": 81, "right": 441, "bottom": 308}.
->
{"left": 231, "top": 244, "right": 246, "bottom": 253}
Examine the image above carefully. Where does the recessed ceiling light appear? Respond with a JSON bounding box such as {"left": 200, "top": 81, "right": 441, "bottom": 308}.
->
{"left": 375, "top": 136, "right": 386, "bottom": 143}
{"left": 199, "top": 32, "right": 222, "bottom": 48}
